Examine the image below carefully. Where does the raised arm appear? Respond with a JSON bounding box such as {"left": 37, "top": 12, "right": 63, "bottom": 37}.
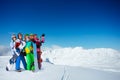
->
{"left": 40, "top": 34, "right": 45, "bottom": 43}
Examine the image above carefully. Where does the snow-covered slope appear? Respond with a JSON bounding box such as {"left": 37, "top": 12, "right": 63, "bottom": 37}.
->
{"left": 0, "top": 56, "right": 120, "bottom": 80}
{"left": 1, "top": 46, "right": 120, "bottom": 80}
{"left": 42, "top": 46, "right": 120, "bottom": 72}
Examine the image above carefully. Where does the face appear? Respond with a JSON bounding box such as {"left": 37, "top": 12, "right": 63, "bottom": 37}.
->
{"left": 29, "top": 35, "right": 34, "bottom": 40}
{"left": 12, "top": 37, "right": 16, "bottom": 41}
{"left": 24, "top": 35, "right": 28, "bottom": 41}
{"left": 18, "top": 34, "right": 22, "bottom": 40}
{"left": 34, "top": 35, "right": 37, "bottom": 39}
{"left": 25, "top": 36, "right": 30, "bottom": 41}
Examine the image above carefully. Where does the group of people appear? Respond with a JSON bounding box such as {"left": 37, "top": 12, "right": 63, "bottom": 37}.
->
{"left": 7, "top": 33, "right": 45, "bottom": 72}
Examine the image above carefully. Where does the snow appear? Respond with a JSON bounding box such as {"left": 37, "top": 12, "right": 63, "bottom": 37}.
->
{"left": 0, "top": 56, "right": 120, "bottom": 80}
{"left": 0, "top": 46, "right": 120, "bottom": 80}
{"left": 42, "top": 46, "right": 120, "bottom": 72}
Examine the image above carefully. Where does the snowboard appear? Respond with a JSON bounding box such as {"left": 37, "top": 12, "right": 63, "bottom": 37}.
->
{"left": 33, "top": 42, "right": 39, "bottom": 72}
{"left": 6, "top": 54, "right": 18, "bottom": 71}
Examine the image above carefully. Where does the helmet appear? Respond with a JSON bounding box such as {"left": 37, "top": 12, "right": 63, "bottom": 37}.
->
{"left": 25, "top": 34, "right": 29, "bottom": 36}
{"left": 11, "top": 34, "right": 16, "bottom": 38}
{"left": 29, "top": 33, "right": 34, "bottom": 36}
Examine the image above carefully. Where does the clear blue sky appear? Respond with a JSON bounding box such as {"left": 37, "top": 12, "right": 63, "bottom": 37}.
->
{"left": 0, "top": 0, "right": 120, "bottom": 50}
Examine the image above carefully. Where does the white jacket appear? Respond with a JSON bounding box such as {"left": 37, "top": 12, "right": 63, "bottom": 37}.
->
{"left": 10, "top": 39, "right": 26, "bottom": 56}
{"left": 10, "top": 40, "right": 19, "bottom": 56}
{"left": 16, "top": 39, "right": 26, "bottom": 51}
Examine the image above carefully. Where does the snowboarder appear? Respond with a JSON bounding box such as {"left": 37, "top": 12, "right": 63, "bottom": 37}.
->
{"left": 15, "top": 33, "right": 26, "bottom": 72}
{"left": 33, "top": 34, "right": 45, "bottom": 69}
{"left": 24, "top": 34, "right": 35, "bottom": 71}
{"left": 6, "top": 34, "right": 19, "bottom": 71}
{"left": 29, "top": 34, "right": 39, "bottom": 72}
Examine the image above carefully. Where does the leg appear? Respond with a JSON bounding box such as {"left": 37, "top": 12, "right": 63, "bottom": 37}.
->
{"left": 16, "top": 56, "right": 20, "bottom": 70}
{"left": 20, "top": 54, "right": 27, "bottom": 70}
{"left": 26, "top": 54, "right": 32, "bottom": 70}
{"left": 13, "top": 54, "right": 18, "bottom": 62}
{"left": 30, "top": 53, "right": 35, "bottom": 70}
{"left": 37, "top": 51, "right": 42, "bottom": 69}
{"left": 9, "top": 57, "right": 15, "bottom": 64}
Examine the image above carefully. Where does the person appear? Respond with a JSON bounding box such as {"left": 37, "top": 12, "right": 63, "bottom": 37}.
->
{"left": 10, "top": 34, "right": 19, "bottom": 57}
{"left": 6, "top": 34, "right": 19, "bottom": 71}
{"left": 33, "top": 34, "right": 41, "bottom": 69}
{"left": 33, "top": 34, "right": 45, "bottom": 69}
{"left": 24, "top": 34, "right": 34, "bottom": 70}
{"left": 29, "top": 33, "right": 40, "bottom": 71}
{"left": 40, "top": 34, "right": 45, "bottom": 43}
{"left": 15, "top": 33, "right": 26, "bottom": 72}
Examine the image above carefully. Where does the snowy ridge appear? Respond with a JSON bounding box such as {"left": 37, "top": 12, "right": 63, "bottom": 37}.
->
{"left": 42, "top": 46, "right": 120, "bottom": 72}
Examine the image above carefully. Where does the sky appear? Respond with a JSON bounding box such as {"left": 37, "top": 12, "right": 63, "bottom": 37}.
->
{"left": 0, "top": 0, "right": 120, "bottom": 50}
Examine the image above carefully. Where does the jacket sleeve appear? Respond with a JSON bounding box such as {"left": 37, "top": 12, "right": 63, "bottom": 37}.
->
{"left": 13, "top": 47, "right": 19, "bottom": 56}
{"left": 19, "top": 40, "right": 26, "bottom": 50}
{"left": 41, "top": 37, "right": 45, "bottom": 43}
{"left": 10, "top": 41, "right": 14, "bottom": 55}
{"left": 10, "top": 41, "right": 19, "bottom": 56}
{"left": 10, "top": 41, "right": 14, "bottom": 49}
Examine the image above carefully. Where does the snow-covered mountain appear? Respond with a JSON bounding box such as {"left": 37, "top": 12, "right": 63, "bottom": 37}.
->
{"left": 42, "top": 46, "right": 120, "bottom": 72}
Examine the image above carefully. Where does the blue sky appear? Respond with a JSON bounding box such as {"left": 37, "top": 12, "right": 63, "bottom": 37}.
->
{"left": 0, "top": 0, "right": 120, "bottom": 50}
